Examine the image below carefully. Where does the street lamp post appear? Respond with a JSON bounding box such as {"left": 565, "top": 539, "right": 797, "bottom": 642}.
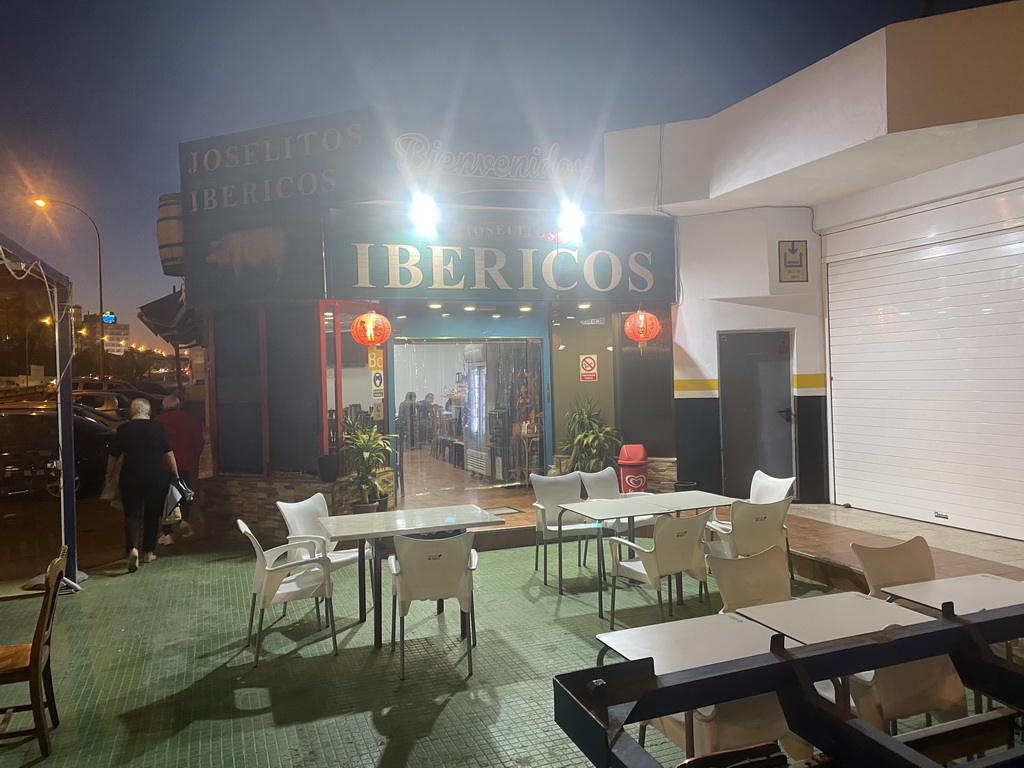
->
{"left": 32, "top": 198, "right": 105, "bottom": 378}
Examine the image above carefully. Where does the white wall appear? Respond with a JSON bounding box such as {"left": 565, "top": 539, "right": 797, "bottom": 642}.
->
{"left": 674, "top": 207, "right": 825, "bottom": 396}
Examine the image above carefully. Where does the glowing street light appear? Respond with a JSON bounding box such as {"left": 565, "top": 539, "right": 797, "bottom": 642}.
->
{"left": 32, "top": 197, "right": 106, "bottom": 378}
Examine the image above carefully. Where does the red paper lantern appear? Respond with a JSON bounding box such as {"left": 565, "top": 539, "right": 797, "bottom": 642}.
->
{"left": 350, "top": 311, "right": 392, "bottom": 346}
{"left": 623, "top": 310, "right": 661, "bottom": 351}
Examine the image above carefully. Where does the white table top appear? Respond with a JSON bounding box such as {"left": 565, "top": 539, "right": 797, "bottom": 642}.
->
{"left": 737, "top": 591, "right": 934, "bottom": 646}
{"left": 641, "top": 490, "right": 736, "bottom": 511}
{"left": 319, "top": 504, "right": 504, "bottom": 540}
{"left": 597, "top": 613, "right": 791, "bottom": 675}
{"left": 883, "top": 573, "right": 1024, "bottom": 615}
{"left": 560, "top": 497, "right": 664, "bottom": 522}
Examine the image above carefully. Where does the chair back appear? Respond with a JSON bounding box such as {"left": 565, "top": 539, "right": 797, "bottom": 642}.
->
{"left": 850, "top": 536, "right": 935, "bottom": 598}
{"left": 33, "top": 545, "right": 68, "bottom": 669}
{"left": 708, "top": 545, "right": 792, "bottom": 613}
{"left": 393, "top": 533, "right": 475, "bottom": 615}
{"left": 277, "top": 492, "right": 334, "bottom": 551}
{"left": 530, "top": 472, "right": 586, "bottom": 526}
{"left": 749, "top": 470, "right": 795, "bottom": 503}
{"left": 650, "top": 510, "right": 712, "bottom": 579}
{"left": 580, "top": 467, "right": 621, "bottom": 500}
{"left": 237, "top": 519, "right": 271, "bottom": 591}
{"left": 727, "top": 498, "right": 791, "bottom": 557}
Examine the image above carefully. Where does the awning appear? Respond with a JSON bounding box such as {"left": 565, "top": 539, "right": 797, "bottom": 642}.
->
{"left": 137, "top": 288, "right": 197, "bottom": 348}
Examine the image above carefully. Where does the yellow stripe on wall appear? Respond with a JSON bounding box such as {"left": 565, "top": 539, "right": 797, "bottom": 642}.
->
{"left": 675, "top": 374, "right": 825, "bottom": 393}
{"left": 793, "top": 373, "right": 826, "bottom": 389}
{"left": 674, "top": 379, "right": 718, "bottom": 392}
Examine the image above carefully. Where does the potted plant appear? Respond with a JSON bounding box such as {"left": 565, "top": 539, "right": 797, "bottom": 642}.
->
{"left": 340, "top": 419, "right": 396, "bottom": 513}
{"left": 561, "top": 397, "right": 622, "bottom": 473}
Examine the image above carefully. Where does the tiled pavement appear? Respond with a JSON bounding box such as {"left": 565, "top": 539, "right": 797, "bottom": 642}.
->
{"left": 3, "top": 473, "right": 1024, "bottom": 766}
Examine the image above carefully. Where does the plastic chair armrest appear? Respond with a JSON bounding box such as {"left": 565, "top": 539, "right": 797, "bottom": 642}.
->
{"left": 606, "top": 537, "right": 652, "bottom": 555}
{"left": 265, "top": 539, "right": 318, "bottom": 564}
{"left": 469, "top": 549, "right": 478, "bottom": 570}
{"left": 287, "top": 533, "right": 328, "bottom": 555}
{"left": 387, "top": 554, "right": 400, "bottom": 576}
{"left": 706, "top": 519, "right": 731, "bottom": 535}
{"left": 266, "top": 553, "right": 331, "bottom": 574}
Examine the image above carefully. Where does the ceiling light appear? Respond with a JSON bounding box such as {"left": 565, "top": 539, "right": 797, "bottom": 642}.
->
{"left": 428, "top": 302, "right": 443, "bottom": 309}
{"left": 578, "top": 302, "right": 591, "bottom": 309}
{"left": 464, "top": 305, "right": 476, "bottom": 311}
{"left": 491, "top": 313, "right": 501, "bottom": 318}
{"left": 565, "top": 315, "right": 575, "bottom": 320}
{"left": 441, "top": 312, "right": 450, "bottom": 317}
{"left": 519, "top": 305, "right": 531, "bottom": 312}
{"left": 557, "top": 200, "right": 584, "bottom": 242}
{"left": 557, "top": 344, "right": 566, "bottom": 351}
{"left": 396, "top": 314, "right": 407, "bottom": 319}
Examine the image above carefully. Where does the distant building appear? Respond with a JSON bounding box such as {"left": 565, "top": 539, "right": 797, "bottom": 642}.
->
{"left": 104, "top": 323, "right": 130, "bottom": 355}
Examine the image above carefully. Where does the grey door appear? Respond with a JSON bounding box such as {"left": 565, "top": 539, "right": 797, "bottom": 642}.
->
{"left": 718, "top": 330, "right": 794, "bottom": 498}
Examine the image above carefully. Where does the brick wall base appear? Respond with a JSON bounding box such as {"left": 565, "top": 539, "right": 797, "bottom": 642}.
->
{"left": 196, "top": 469, "right": 394, "bottom": 546}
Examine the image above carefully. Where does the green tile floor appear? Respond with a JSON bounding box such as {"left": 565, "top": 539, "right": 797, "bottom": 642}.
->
{"left": 0, "top": 540, "right": 836, "bottom": 768}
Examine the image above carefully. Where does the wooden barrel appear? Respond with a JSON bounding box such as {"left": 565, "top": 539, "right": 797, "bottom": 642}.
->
{"left": 156, "top": 193, "right": 185, "bottom": 276}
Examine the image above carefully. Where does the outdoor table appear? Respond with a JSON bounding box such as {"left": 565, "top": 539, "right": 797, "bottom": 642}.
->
{"left": 737, "top": 591, "right": 936, "bottom": 710}
{"left": 319, "top": 504, "right": 504, "bottom": 648}
{"left": 596, "top": 613, "right": 792, "bottom": 757}
{"left": 558, "top": 490, "right": 736, "bottom": 619}
{"left": 882, "top": 573, "right": 1024, "bottom": 615}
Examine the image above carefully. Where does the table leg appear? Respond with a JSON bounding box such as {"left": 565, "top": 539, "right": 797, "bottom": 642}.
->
{"left": 557, "top": 509, "right": 566, "bottom": 595}
{"left": 372, "top": 540, "right": 384, "bottom": 649}
{"left": 685, "top": 711, "right": 695, "bottom": 759}
{"left": 358, "top": 539, "right": 367, "bottom": 622}
{"left": 597, "top": 526, "right": 606, "bottom": 619}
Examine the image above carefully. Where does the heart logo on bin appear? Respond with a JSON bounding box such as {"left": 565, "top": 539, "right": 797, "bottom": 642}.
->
{"left": 625, "top": 475, "right": 646, "bottom": 489}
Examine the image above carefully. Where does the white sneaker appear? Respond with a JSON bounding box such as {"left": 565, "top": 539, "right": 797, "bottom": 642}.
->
{"left": 157, "top": 533, "right": 175, "bottom": 546}
{"left": 179, "top": 521, "right": 193, "bottom": 538}
{"left": 127, "top": 548, "right": 139, "bottom": 573}
{"left": 141, "top": 552, "right": 157, "bottom": 564}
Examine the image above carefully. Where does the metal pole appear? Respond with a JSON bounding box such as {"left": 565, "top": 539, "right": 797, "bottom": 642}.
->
{"left": 36, "top": 199, "right": 103, "bottom": 378}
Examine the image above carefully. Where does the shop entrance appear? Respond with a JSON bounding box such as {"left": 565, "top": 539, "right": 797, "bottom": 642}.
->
{"left": 393, "top": 339, "right": 544, "bottom": 493}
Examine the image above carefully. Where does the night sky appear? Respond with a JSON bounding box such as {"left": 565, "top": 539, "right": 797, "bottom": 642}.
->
{"left": 0, "top": 0, "right": 1008, "bottom": 350}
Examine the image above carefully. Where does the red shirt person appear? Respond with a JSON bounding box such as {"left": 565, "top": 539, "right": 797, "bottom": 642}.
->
{"left": 155, "top": 394, "right": 205, "bottom": 543}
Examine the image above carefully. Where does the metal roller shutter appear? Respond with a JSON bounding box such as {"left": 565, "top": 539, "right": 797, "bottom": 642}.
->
{"left": 827, "top": 230, "right": 1024, "bottom": 538}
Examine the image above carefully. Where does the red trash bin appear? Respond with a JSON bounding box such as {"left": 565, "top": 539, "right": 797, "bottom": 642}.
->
{"left": 618, "top": 444, "right": 649, "bottom": 494}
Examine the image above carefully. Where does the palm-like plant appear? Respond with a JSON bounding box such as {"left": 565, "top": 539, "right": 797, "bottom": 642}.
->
{"left": 562, "top": 397, "right": 622, "bottom": 472}
{"left": 340, "top": 419, "right": 396, "bottom": 503}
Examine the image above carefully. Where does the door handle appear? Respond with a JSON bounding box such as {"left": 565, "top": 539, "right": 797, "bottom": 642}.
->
{"left": 776, "top": 407, "right": 793, "bottom": 424}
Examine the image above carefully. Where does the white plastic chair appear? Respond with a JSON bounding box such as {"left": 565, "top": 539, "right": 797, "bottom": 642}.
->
{"left": 644, "top": 545, "right": 810, "bottom": 759}
{"left": 850, "top": 536, "right": 935, "bottom": 600}
{"left": 237, "top": 519, "right": 337, "bottom": 667}
{"left": 277, "top": 492, "right": 372, "bottom": 594}
{"left": 607, "top": 510, "right": 712, "bottom": 629}
{"left": 388, "top": 532, "right": 477, "bottom": 679}
{"left": 238, "top": 519, "right": 337, "bottom": 663}
{"left": 749, "top": 470, "right": 795, "bottom": 503}
{"left": 704, "top": 498, "right": 793, "bottom": 578}
{"left": 531, "top": 472, "right": 605, "bottom": 587}
{"left": 580, "top": 466, "right": 657, "bottom": 534}
{"left": 849, "top": 536, "right": 969, "bottom": 730}
{"left": 706, "top": 545, "right": 794, "bottom": 614}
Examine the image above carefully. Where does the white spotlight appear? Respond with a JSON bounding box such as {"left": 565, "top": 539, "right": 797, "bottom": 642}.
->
{"left": 557, "top": 200, "right": 584, "bottom": 242}
{"left": 410, "top": 192, "right": 439, "bottom": 238}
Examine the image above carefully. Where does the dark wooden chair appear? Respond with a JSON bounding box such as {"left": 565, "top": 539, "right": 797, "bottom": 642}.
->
{"left": 0, "top": 545, "right": 67, "bottom": 757}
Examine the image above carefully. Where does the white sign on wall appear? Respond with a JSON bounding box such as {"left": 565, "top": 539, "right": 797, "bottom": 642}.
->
{"left": 368, "top": 346, "right": 384, "bottom": 400}
{"left": 579, "top": 354, "right": 598, "bottom": 382}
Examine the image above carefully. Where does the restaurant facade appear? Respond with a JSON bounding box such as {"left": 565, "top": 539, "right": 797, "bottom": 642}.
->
{"left": 161, "top": 111, "right": 680, "bottom": 513}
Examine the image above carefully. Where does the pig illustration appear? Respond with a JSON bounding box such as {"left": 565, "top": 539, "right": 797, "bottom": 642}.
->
{"left": 206, "top": 228, "right": 287, "bottom": 281}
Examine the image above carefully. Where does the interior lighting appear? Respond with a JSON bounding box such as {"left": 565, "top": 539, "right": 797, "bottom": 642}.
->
{"left": 519, "top": 305, "right": 531, "bottom": 312}
{"left": 410, "top": 192, "right": 439, "bottom": 238}
{"left": 578, "top": 302, "right": 591, "bottom": 309}
{"left": 565, "top": 315, "right": 575, "bottom": 320}
{"left": 441, "top": 313, "right": 450, "bottom": 317}
{"left": 464, "top": 305, "right": 476, "bottom": 311}
{"left": 396, "top": 314, "right": 407, "bottom": 319}
{"left": 557, "top": 200, "right": 584, "bottom": 242}
{"left": 557, "top": 344, "right": 566, "bottom": 351}
{"left": 491, "top": 313, "right": 501, "bottom": 318}
{"left": 428, "top": 302, "right": 443, "bottom": 309}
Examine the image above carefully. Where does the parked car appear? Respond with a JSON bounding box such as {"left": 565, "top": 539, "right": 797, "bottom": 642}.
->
{"left": 0, "top": 402, "right": 115, "bottom": 499}
{"left": 72, "top": 391, "right": 132, "bottom": 421}
{"left": 71, "top": 377, "right": 162, "bottom": 412}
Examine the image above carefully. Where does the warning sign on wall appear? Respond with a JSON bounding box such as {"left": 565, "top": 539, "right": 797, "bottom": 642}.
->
{"left": 368, "top": 346, "right": 384, "bottom": 400}
{"left": 579, "top": 354, "right": 598, "bottom": 382}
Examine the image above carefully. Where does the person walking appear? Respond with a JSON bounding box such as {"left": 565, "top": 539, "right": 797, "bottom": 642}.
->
{"left": 155, "top": 394, "right": 205, "bottom": 544}
{"left": 106, "top": 398, "right": 178, "bottom": 573}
